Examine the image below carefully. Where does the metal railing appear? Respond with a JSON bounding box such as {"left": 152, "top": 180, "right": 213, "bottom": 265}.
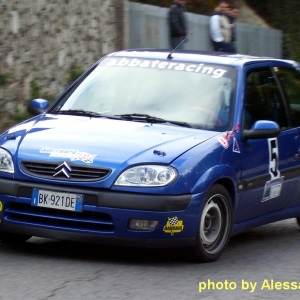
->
{"left": 124, "top": 1, "right": 282, "bottom": 58}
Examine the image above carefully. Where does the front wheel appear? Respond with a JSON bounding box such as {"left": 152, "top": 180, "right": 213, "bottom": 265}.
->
{"left": 191, "top": 184, "right": 233, "bottom": 263}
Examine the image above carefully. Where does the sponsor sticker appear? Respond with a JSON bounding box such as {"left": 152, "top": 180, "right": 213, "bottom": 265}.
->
{"left": 218, "top": 124, "right": 240, "bottom": 150}
{"left": 163, "top": 216, "right": 184, "bottom": 235}
{"left": 40, "top": 148, "right": 97, "bottom": 163}
{"left": 104, "top": 57, "right": 228, "bottom": 79}
{"left": 262, "top": 177, "right": 283, "bottom": 202}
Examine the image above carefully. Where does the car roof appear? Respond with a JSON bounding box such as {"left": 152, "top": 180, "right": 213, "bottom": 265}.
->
{"left": 106, "top": 48, "right": 298, "bottom": 69}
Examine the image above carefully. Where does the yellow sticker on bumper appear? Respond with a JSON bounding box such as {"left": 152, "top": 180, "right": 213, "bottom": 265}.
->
{"left": 163, "top": 216, "right": 184, "bottom": 235}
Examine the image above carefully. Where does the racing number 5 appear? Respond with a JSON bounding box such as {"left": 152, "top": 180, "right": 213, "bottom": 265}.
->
{"left": 269, "top": 138, "right": 279, "bottom": 179}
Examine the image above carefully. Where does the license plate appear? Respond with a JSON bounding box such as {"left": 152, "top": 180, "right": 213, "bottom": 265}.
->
{"left": 31, "top": 189, "right": 84, "bottom": 212}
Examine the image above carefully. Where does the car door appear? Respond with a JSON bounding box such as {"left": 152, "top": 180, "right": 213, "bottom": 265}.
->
{"left": 235, "top": 64, "right": 300, "bottom": 223}
{"left": 274, "top": 65, "right": 300, "bottom": 209}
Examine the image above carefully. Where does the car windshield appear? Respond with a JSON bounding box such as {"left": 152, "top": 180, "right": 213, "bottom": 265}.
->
{"left": 52, "top": 56, "right": 236, "bottom": 131}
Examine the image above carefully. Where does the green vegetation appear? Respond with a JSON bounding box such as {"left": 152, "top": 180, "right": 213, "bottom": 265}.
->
{"left": 10, "top": 60, "right": 83, "bottom": 126}
{"left": 12, "top": 102, "right": 32, "bottom": 123}
{"left": 11, "top": 80, "right": 56, "bottom": 124}
{"left": 0, "top": 57, "right": 85, "bottom": 131}
{"left": 244, "top": 0, "right": 300, "bottom": 61}
{"left": 30, "top": 80, "right": 42, "bottom": 99}
{"left": 0, "top": 74, "right": 9, "bottom": 86}
{"left": 68, "top": 61, "right": 84, "bottom": 85}
{"left": 28, "top": 80, "right": 55, "bottom": 103}
{"left": 12, "top": 80, "right": 43, "bottom": 123}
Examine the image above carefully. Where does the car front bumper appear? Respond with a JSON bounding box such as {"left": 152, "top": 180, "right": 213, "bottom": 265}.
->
{"left": 0, "top": 178, "right": 204, "bottom": 247}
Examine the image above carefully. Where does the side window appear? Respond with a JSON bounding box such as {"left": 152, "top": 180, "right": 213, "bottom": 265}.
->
{"left": 244, "top": 68, "right": 288, "bottom": 130}
{"left": 275, "top": 67, "right": 300, "bottom": 127}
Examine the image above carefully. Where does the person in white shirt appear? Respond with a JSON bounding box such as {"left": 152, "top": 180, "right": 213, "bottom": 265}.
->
{"left": 209, "top": 0, "right": 232, "bottom": 52}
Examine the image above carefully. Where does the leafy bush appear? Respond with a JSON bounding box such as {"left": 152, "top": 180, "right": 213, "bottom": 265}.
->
{"left": 0, "top": 74, "right": 9, "bottom": 86}
{"left": 68, "top": 61, "right": 84, "bottom": 85}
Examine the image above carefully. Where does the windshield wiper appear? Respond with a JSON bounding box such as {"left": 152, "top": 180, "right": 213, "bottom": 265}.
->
{"left": 115, "top": 113, "right": 164, "bottom": 122}
{"left": 53, "top": 109, "right": 120, "bottom": 119}
{"left": 52, "top": 111, "right": 192, "bottom": 127}
{"left": 164, "top": 120, "right": 193, "bottom": 128}
{"left": 115, "top": 113, "right": 192, "bottom": 128}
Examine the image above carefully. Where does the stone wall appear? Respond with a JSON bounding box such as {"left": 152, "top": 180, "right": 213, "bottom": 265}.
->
{"left": 0, "top": 0, "right": 124, "bottom": 131}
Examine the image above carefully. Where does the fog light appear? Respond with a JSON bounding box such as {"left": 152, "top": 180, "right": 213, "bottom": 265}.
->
{"left": 129, "top": 219, "right": 159, "bottom": 231}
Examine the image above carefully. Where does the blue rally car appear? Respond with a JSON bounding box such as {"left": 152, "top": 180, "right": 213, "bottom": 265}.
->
{"left": 1, "top": 49, "right": 300, "bottom": 262}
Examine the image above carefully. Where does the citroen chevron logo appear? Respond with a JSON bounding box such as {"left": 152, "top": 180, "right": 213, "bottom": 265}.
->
{"left": 53, "top": 161, "right": 72, "bottom": 178}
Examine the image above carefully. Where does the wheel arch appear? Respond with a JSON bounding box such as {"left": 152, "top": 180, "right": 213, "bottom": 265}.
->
{"left": 213, "top": 177, "right": 236, "bottom": 208}
{"left": 191, "top": 164, "right": 237, "bottom": 209}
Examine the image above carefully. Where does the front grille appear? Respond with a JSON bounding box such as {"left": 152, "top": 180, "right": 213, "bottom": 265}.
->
{"left": 21, "top": 161, "right": 111, "bottom": 181}
{"left": 5, "top": 202, "right": 114, "bottom": 233}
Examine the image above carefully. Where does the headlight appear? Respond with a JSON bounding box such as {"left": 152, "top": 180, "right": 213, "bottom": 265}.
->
{"left": 0, "top": 148, "right": 14, "bottom": 174}
{"left": 115, "top": 165, "right": 177, "bottom": 187}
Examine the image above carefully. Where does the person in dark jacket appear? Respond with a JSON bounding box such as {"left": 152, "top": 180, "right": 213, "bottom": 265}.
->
{"left": 168, "top": 0, "right": 187, "bottom": 50}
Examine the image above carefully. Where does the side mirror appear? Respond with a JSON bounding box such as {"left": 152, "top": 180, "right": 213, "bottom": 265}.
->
{"left": 243, "top": 120, "right": 280, "bottom": 140}
{"left": 28, "top": 99, "right": 49, "bottom": 116}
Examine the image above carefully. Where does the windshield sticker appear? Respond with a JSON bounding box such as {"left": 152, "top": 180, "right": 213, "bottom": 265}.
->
{"left": 105, "top": 57, "right": 227, "bottom": 79}
{"left": 40, "top": 148, "right": 97, "bottom": 163}
{"left": 218, "top": 124, "right": 240, "bottom": 149}
{"left": 262, "top": 138, "right": 284, "bottom": 202}
{"left": 163, "top": 216, "right": 184, "bottom": 235}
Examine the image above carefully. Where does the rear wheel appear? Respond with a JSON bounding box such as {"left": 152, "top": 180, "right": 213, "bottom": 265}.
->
{"left": 0, "top": 232, "right": 32, "bottom": 243}
{"left": 191, "top": 184, "right": 233, "bottom": 263}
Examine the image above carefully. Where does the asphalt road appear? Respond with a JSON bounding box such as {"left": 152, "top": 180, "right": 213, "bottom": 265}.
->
{"left": 0, "top": 219, "right": 300, "bottom": 300}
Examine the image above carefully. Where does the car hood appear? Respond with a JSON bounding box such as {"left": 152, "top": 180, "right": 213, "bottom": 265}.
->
{"left": 5, "top": 115, "right": 219, "bottom": 166}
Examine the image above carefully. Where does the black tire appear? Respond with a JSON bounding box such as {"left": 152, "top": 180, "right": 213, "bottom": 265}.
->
{"left": 191, "top": 184, "right": 233, "bottom": 263}
{"left": 296, "top": 217, "right": 300, "bottom": 227}
{"left": 0, "top": 232, "right": 32, "bottom": 244}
